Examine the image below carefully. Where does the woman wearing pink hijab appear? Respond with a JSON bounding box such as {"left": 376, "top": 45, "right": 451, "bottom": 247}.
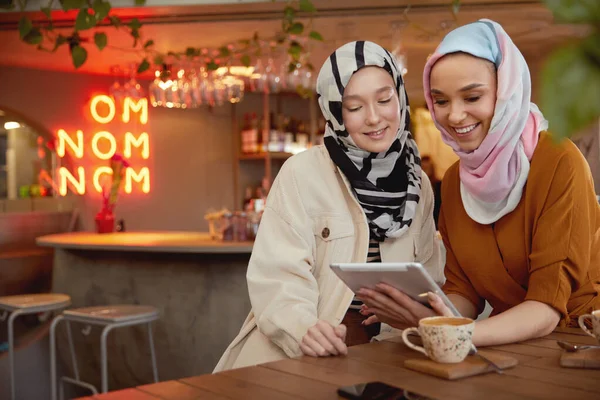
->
{"left": 359, "top": 19, "right": 600, "bottom": 346}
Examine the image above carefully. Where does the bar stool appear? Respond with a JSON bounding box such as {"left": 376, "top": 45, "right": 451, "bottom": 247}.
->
{"left": 49, "top": 304, "right": 159, "bottom": 400}
{"left": 0, "top": 293, "right": 71, "bottom": 400}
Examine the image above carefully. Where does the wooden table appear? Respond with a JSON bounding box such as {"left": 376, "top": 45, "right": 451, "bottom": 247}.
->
{"left": 77, "top": 327, "right": 600, "bottom": 399}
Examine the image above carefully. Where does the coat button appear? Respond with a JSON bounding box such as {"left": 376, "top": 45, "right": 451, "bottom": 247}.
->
{"left": 321, "top": 227, "right": 330, "bottom": 239}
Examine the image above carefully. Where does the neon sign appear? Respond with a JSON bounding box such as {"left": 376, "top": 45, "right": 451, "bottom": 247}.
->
{"left": 57, "top": 95, "right": 150, "bottom": 196}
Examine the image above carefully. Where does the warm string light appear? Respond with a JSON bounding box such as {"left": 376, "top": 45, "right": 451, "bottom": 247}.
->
{"left": 57, "top": 94, "right": 151, "bottom": 195}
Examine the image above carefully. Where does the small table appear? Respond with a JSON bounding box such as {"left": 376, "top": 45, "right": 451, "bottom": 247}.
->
{"left": 77, "top": 327, "right": 600, "bottom": 399}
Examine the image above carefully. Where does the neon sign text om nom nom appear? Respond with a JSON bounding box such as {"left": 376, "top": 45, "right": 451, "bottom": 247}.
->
{"left": 57, "top": 95, "right": 151, "bottom": 196}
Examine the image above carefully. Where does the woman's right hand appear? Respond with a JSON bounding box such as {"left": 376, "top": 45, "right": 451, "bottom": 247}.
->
{"left": 357, "top": 284, "right": 453, "bottom": 329}
{"left": 300, "top": 320, "right": 348, "bottom": 357}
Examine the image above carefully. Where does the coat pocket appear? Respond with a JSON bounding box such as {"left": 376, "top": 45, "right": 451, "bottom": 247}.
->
{"left": 312, "top": 216, "right": 355, "bottom": 276}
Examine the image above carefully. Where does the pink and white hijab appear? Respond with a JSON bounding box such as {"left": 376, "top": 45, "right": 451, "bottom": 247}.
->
{"left": 423, "top": 19, "right": 548, "bottom": 224}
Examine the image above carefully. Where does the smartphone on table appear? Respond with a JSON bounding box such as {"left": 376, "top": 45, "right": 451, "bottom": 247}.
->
{"left": 337, "top": 381, "right": 436, "bottom": 400}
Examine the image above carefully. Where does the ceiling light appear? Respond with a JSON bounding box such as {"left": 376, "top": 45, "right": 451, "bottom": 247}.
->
{"left": 4, "top": 121, "right": 20, "bottom": 130}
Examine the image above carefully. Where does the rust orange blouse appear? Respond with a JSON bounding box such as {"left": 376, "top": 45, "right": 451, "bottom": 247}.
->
{"left": 439, "top": 132, "right": 600, "bottom": 326}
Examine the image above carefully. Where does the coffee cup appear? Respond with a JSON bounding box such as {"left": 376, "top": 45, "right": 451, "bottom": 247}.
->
{"left": 401, "top": 316, "right": 475, "bottom": 363}
{"left": 578, "top": 310, "right": 600, "bottom": 342}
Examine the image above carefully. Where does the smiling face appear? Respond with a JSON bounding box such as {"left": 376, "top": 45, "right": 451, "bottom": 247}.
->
{"left": 429, "top": 53, "right": 497, "bottom": 152}
{"left": 342, "top": 66, "right": 401, "bottom": 153}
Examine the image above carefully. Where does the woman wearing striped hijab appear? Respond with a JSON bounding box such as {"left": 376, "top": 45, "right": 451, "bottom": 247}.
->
{"left": 359, "top": 19, "right": 600, "bottom": 346}
{"left": 214, "top": 41, "right": 442, "bottom": 371}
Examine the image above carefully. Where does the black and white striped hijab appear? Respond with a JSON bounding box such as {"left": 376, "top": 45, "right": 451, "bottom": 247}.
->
{"left": 317, "top": 41, "right": 422, "bottom": 242}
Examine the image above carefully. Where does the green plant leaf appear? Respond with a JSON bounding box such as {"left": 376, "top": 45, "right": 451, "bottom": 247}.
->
{"left": 70, "top": 45, "right": 87, "bottom": 68}
{"left": 135, "top": 0, "right": 146, "bottom": 5}
{"left": 129, "top": 18, "right": 142, "bottom": 30}
{"left": 299, "top": 0, "right": 316, "bottom": 13}
{"left": 92, "top": 0, "right": 111, "bottom": 22}
{"left": 131, "top": 29, "right": 140, "bottom": 47}
{"left": 18, "top": 16, "right": 33, "bottom": 39}
{"left": 207, "top": 61, "right": 219, "bottom": 71}
{"left": 61, "top": 0, "right": 85, "bottom": 11}
{"left": 53, "top": 34, "right": 68, "bottom": 52}
{"left": 41, "top": 7, "right": 52, "bottom": 19}
{"left": 241, "top": 55, "right": 251, "bottom": 67}
{"left": 94, "top": 32, "right": 107, "bottom": 50}
{"left": 23, "top": 27, "right": 43, "bottom": 45}
{"left": 452, "top": 0, "right": 461, "bottom": 14}
{"left": 153, "top": 54, "right": 164, "bottom": 65}
{"left": 37, "top": 44, "right": 52, "bottom": 52}
{"left": 288, "top": 41, "right": 303, "bottom": 61}
{"left": 543, "top": 0, "right": 600, "bottom": 23}
{"left": 219, "top": 46, "right": 231, "bottom": 57}
{"left": 288, "top": 62, "right": 297, "bottom": 73}
{"left": 284, "top": 6, "right": 295, "bottom": 21}
{"left": 288, "top": 22, "right": 304, "bottom": 34}
{"left": 309, "top": 31, "right": 323, "bottom": 41}
{"left": 75, "top": 8, "right": 96, "bottom": 30}
{"left": 137, "top": 58, "right": 150, "bottom": 73}
{"left": 541, "top": 39, "right": 600, "bottom": 140}
{"left": 144, "top": 39, "right": 154, "bottom": 49}
{"left": 185, "top": 47, "right": 197, "bottom": 57}
{"left": 109, "top": 15, "right": 122, "bottom": 27}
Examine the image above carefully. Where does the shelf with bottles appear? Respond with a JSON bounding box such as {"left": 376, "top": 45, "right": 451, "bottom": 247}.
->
{"left": 237, "top": 152, "right": 294, "bottom": 161}
{"left": 239, "top": 111, "right": 314, "bottom": 159}
{"left": 231, "top": 90, "right": 325, "bottom": 208}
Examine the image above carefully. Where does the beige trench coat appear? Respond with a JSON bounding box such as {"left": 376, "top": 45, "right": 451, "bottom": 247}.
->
{"left": 214, "top": 145, "right": 444, "bottom": 372}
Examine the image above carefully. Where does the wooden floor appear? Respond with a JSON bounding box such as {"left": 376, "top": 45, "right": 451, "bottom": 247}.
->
{"left": 77, "top": 327, "right": 600, "bottom": 400}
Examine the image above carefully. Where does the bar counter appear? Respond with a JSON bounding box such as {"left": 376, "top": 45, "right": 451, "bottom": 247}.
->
{"left": 36, "top": 231, "right": 253, "bottom": 391}
{"left": 36, "top": 231, "right": 254, "bottom": 253}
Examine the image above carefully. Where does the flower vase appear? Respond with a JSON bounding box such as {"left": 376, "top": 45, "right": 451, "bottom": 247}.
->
{"left": 95, "top": 208, "right": 115, "bottom": 234}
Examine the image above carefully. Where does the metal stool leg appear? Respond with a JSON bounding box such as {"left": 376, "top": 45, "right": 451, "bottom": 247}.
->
{"left": 50, "top": 315, "right": 64, "bottom": 400}
{"left": 100, "top": 324, "right": 116, "bottom": 393}
{"left": 7, "top": 310, "right": 24, "bottom": 400}
{"left": 147, "top": 323, "right": 159, "bottom": 383}
{"left": 65, "top": 321, "right": 80, "bottom": 381}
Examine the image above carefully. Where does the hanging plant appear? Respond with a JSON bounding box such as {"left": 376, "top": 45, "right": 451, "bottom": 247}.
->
{"left": 17, "top": 0, "right": 148, "bottom": 69}
{"left": 139, "top": 0, "right": 324, "bottom": 75}
{"left": 15, "top": 0, "right": 324, "bottom": 77}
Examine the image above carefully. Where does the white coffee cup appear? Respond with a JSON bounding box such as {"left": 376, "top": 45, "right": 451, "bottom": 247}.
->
{"left": 401, "top": 316, "right": 475, "bottom": 363}
{"left": 578, "top": 310, "right": 600, "bottom": 342}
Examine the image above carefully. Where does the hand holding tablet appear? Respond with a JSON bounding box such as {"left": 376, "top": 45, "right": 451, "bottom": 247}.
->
{"left": 330, "top": 262, "right": 461, "bottom": 317}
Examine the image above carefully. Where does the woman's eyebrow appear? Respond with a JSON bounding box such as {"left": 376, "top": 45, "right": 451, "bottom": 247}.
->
{"left": 430, "top": 83, "right": 485, "bottom": 95}
{"left": 343, "top": 86, "right": 393, "bottom": 101}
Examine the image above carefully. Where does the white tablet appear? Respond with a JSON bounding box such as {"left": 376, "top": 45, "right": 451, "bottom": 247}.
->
{"left": 330, "top": 262, "right": 461, "bottom": 317}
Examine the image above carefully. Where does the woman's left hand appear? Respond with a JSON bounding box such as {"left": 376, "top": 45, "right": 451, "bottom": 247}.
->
{"left": 357, "top": 283, "right": 453, "bottom": 329}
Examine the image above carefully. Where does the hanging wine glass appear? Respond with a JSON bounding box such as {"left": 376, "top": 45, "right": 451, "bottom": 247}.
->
{"left": 198, "top": 65, "right": 215, "bottom": 107}
{"left": 212, "top": 73, "right": 227, "bottom": 107}
{"left": 124, "top": 63, "right": 145, "bottom": 99}
{"left": 160, "top": 67, "right": 177, "bottom": 108}
{"left": 222, "top": 67, "right": 245, "bottom": 104}
{"left": 265, "top": 57, "right": 282, "bottom": 94}
{"left": 299, "top": 64, "right": 315, "bottom": 91}
{"left": 249, "top": 59, "right": 265, "bottom": 92}
{"left": 108, "top": 65, "right": 126, "bottom": 103}
{"left": 148, "top": 69, "right": 164, "bottom": 107}
{"left": 286, "top": 60, "right": 302, "bottom": 91}
{"left": 175, "top": 64, "right": 192, "bottom": 109}
{"left": 188, "top": 61, "right": 202, "bottom": 108}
